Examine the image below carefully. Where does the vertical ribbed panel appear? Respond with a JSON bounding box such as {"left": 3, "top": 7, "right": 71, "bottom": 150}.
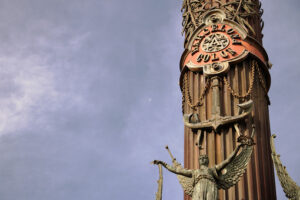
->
{"left": 182, "top": 58, "right": 276, "bottom": 200}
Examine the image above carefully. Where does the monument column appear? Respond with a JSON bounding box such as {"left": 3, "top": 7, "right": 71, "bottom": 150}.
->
{"left": 179, "top": 0, "right": 276, "bottom": 199}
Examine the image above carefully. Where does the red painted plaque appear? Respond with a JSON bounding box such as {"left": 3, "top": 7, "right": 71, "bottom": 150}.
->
{"left": 182, "top": 23, "right": 269, "bottom": 74}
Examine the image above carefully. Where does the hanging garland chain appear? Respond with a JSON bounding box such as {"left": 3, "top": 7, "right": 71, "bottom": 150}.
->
{"left": 183, "top": 60, "right": 268, "bottom": 110}
{"left": 183, "top": 72, "right": 211, "bottom": 110}
{"left": 182, "top": 80, "right": 186, "bottom": 114}
{"left": 223, "top": 60, "right": 268, "bottom": 100}
{"left": 223, "top": 61, "right": 256, "bottom": 101}
{"left": 255, "top": 62, "right": 268, "bottom": 94}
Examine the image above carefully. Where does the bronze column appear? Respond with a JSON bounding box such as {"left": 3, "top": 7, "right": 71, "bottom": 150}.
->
{"left": 179, "top": 0, "right": 276, "bottom": 199}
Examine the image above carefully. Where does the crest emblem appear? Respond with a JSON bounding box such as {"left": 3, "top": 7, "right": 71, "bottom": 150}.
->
{"left": 180, "top": 9, "right": 270, "bottom": 76}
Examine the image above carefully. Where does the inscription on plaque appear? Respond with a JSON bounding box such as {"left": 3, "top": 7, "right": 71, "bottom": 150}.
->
{"left": 181, "top": 10, "right": 270, "bottom": 97}
{"left": 183, "top": 21, "right": 269, "bottom": 74}
{"left": 190, "top": 24, "right": 243, "bottom": 65}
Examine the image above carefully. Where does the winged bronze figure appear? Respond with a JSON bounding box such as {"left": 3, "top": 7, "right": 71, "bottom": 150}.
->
{"left": 152, "top": 125, "right": 255, "bottom": 200}
{"left": 270, "top": 135, "right": 300, "bottom": 200}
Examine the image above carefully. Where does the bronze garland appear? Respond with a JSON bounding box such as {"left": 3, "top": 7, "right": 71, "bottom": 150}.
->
{"left": 182, "top": 60, "right": 268, "bottom": 111}
{"left": 183, "top": 73, "right": 211, "bottom": 110}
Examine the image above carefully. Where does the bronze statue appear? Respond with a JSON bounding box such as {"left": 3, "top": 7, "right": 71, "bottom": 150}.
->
{"left": 270, "top": 135, "right": 300, "bottom": 200}
{"left": 152, "top": 125, "right": 255, "bottom": 200}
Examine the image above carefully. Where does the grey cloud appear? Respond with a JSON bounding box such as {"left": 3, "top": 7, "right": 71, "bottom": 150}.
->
{"left": 0, "top": 0, "right": 298, "bottom": 200}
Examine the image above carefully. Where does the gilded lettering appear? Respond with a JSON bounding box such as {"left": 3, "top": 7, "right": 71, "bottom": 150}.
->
{"left": 197, "top": 54, "right": 204, "bottom": 62}
{"left": 220, "top": 51, "right": 228, "bottom": 58}
{"left": 232, "top": 40, "right": 242, "bottom": 45}
{"left": 192, "top": 47, "right": 199, "bottom": 55}
{"left": 204, "top": 54, "right": 210, "bottom": 62}
{"left": 195, "top": 35, "right": 205, "bottom": 41}
{"left": 203, "top": 28, "right": 210, "bottom": 35}
{"left": 211, "top": 25, "right": 218, "bottom": 32}
{"left": 227, "top": 28, "right": 235, "bottom": 34}
{"left": 212, "top": 53, "right": 219, "bottom": 61}
{"left": 192, "top": 42, "right": 200, "bottom": 48}
{"left": 226, "top": 48, "right": 237, "bottom": 56}
{"left": 231, "top": 34, "right": 240, "bottom": 39}
{"left": 220, "top": 25, "right": 226, "bottom": 32}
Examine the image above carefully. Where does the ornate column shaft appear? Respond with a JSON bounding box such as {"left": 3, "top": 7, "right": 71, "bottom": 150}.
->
{"left": 179, "top": 0, "right": 276, "bottom": 199}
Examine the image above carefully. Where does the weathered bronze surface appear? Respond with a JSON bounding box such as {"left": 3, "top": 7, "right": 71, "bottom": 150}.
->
{"left": 270, "top": 135, "right": 300, "bottom": 200}
{"left": 183, "top": 98, "right": 253, "bottom": 132}
{"left": 153, "top": 128, "right": 255, "bottom": 200}
{"left": 180, "top": 10, "right": 270, "bottom": 134}
{"left": 179, "top": 0, "right": 276, "bottom": 199}
{"left": 151, "top": 0, "right": 277, "bottom": 199}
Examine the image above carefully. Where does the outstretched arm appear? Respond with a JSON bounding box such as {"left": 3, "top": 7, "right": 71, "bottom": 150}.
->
{"left": 152, "top": 160, "right": 193, "bottom": 177}
{"left": 215, "top": 144, "right": 243, "bottom": 171}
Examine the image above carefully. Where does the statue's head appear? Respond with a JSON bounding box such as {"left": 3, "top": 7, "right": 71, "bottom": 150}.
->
{"left": 198, "top": 155, "right": 209, "bottom": 166}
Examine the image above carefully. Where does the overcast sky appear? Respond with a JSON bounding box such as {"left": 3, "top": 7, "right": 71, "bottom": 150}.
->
{"left": 0, "top": 0, "right": 298, "bottom": 199}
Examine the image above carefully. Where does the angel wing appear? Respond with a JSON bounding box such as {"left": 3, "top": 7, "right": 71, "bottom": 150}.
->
{"left": 270, "top": 135, "right": 300, "bottom": 200}
{"left": 172, "top": 160, "right": 194, "bottom": 197}
{"left": 165, "top": 146, "right": 194, "bottom": 197}
{"left": 216, "top": 144, "right": 253, "bottom": 190}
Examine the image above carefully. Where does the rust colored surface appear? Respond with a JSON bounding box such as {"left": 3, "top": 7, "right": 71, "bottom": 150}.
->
{"left": 182, "top": 59, "right": 276, "bottom": 200}
{"left": 180, "top": 1, "right": 276, "bottom": 199}
{"left": 182, "top": 24, "right": 268, "bottom": 68}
